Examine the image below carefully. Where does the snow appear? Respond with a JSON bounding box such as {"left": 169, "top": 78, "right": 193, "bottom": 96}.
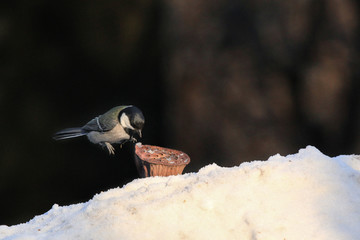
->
{"left": 1, "top": 146, "right": 360, "bottom": 240}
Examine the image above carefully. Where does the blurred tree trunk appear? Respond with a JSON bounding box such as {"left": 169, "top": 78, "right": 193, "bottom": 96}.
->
{"left": 163, "top": 0, "right": 360, "bottom": 169}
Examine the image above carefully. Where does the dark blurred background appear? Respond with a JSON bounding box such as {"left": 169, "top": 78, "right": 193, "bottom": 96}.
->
{"left": 1, "top": 0, "right": 360, "bottom": 225}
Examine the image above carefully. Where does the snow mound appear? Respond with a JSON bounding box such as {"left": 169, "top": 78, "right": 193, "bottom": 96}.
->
{"left": 1, "top": 146, "right": 360, "bottom": 240}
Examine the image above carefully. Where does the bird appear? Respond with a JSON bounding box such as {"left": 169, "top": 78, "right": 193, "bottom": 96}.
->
{"left": 53, "top": 105, "right": 145, "bottom": 154}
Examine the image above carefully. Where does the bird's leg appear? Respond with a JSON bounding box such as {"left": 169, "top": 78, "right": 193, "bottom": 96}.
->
{"left": 117, "top": 139, "right": 128, "bottom": 149}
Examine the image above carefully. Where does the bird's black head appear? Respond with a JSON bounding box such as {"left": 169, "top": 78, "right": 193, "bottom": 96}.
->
{"left": 119, "top": 106, "right": 145, "bottom": 139}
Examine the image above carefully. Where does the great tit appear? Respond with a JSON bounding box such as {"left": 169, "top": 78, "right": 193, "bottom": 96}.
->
{"left": 53, "top": 105, "right": 145, "bottom": 154}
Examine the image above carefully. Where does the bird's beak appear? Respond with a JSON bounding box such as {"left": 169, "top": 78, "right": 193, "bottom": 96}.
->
{"left": 137, "top": 130, "right": 142, "bottom": 138}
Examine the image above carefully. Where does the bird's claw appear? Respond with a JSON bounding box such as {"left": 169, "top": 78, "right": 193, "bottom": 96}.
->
{"left": 104, "top": 142, "right": 115, "bottom": 155}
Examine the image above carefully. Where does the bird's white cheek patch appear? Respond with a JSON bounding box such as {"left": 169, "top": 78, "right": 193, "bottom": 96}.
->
{"left": 120, "top": 113, "right": 134, "bottom": 130}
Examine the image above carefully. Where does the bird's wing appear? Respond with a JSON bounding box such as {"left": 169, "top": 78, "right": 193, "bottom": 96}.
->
{"left": 81, "top": 106, "right": 130, "bottom": 132}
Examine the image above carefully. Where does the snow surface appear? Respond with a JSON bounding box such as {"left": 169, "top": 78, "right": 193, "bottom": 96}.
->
{"left": 1, "top": 146, "right": 360, "bottom": 240}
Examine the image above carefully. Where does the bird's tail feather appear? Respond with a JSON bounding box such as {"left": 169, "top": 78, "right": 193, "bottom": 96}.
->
{"left": 53, "top": 128, "right": 86, "bottom": 140}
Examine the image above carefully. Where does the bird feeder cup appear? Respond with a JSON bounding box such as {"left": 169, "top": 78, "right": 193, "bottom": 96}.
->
{"left": 134, "top": 143, "right": 190, "bottom": 177}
